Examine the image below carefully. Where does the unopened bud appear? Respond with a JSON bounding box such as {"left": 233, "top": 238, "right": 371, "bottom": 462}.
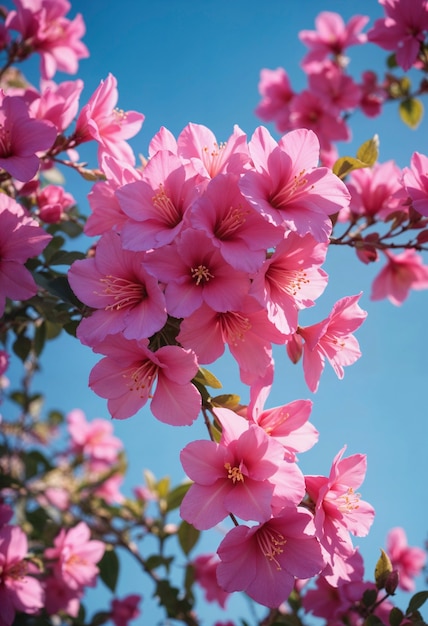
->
{"left": 286, "top": 333, "right": 303, "bottom": 364}
{"left": 385, "top": 570, "right": 399, "bottom": 595}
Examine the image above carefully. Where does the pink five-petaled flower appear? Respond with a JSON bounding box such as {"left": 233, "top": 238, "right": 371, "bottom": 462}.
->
{"left": 68, "top": 230, "right": 167, "bottom": 345}
{"left": 247, "top": 381, "right": 318, "bottom": 462}
{"left": 367, "top": 0, "right": 428, "bottom": 71}
{"left": 0, "top": 194, "right": 51, "bottom": 316}
{"left": 75, "top": 73, "right": 145, "bottom": 165}
{"left": 144, "top": 229, "right": 250, "bottom": 318}
{"left": 386, "top": 527, "right": 426, "bottom": 591}
{"left": 0, "top": 525, "right": 44, "bottom": 626}
{"left": 296, "top": 293, "right": 367, "bottom": 393}
{"left": 110, "top": 594, "right": 142, "bottom": 626}
{"left": 403, "top": 151, "right": 428, "bottom": 217}
{"left": 249, "top": 231, "right": 329, "bottom": 335}
{"left": 216, "top": 507, "right": 325, "bottom": 608}
{"left": 180, "top": 408, "right": 305, "bottom": 530}
{"left": 299, "top": 11, "right": 369, "bottom": 69}
{"left": 5, "top": 0, "right": 89, "bottom": 79}
{"left": 0, "top": 91, "right": 56, "bottom": 182}
{"left": 255, "top": 67, "right": 294, "bottom": 133}
{"left": 239, "top": 127, "right": 350, "bottom": 243}
{"left": 192, "top": 553, "right": 230, "bottom": 608}
{"left": 44, "top": 521, "right": 105, "bottom": 592}
{"left": 117, "top": 149, "right": 203, "bottom": 251}
{"left": 370, "top": 249, "right": 428, "bottom": 305}
{"left": 88, "top": 335, "right": 201, "bottom": 424}
{"left": 305, "top": 446, "right": 375, "bottom": 569}
{"left": 66, "top": 408, "right": 123, "bottom": 464}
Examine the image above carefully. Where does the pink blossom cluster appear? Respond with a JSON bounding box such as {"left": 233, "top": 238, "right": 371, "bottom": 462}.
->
{"left": 68, "top": 117, "right": 372, "bottom": 422}
{"left": 256, "top": 1, "right": 428, "bottom": 165}
{"left": 0, "top": 506, "right": 104, "bottom": 625}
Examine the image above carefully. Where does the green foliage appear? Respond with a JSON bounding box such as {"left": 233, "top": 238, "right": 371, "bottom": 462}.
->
{"left": 374, "top": 548, "right": 393, "bottom": 589}
{"left": 177, "top": 520, "right": 200, "bottom": 555}
{"left": 98, "top": 548, "right": 119, "bottom": 593}
{"left": 399, "top": 98, "right": 424, "bottom": 128}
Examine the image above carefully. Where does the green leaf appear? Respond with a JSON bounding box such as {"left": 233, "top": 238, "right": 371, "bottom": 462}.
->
{"left": 374, "top": 548, "right": 393, "bottom": 589}
{"left": 47, "top": 250, "right": 86, "bottom": 266}
{"left": 399, "top": 98, "right": 424, "bottom": 129}
{"left": 24, "top": 450, "right": 53, "bottom": 478}
{"left": 365, "top": 616, "right": 385, "bottom": 626}
{"left": 333, "top": 156, "right": 368, "bottom": 180}
{"left": 211, "top": 393, "right": 241, "bottom": 410}
{"left": 12, "top": 335, "right": 32, "bottom": 361}
{"left": 362, "top": 588, "right": 378, "bottom": 607}
{"left": 389, "top": 607, "right": 404, "bottom": 626}
{"left": 356, "top": 135, "right": 379, "bottom": 167}
{"left": 193, "top": 367, "right": 222, "bottom": 389}
{"left": 98, "top": 548, "right": 119, "bottom": 592}
{"left": 155, "top": 476, "right": 170, "bottom": 499}
{"left": 33, "top": 322, "right": 46, "bottom": 356}
{"left": 406, "top": 591, "right": 428, "bottom": 615}
{"left": 166, "top": 483, "right": 192, "bottom": 512}
{"left": 178, "top": 520, "right": 200, "bottom": 555}
{"left": 42, "top": 235, "right": 65, "bottom": 263}
{"left": 146, "top": 555, "right": 174, "bottom": 571}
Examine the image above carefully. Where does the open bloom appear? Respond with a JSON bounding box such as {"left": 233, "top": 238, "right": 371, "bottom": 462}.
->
{"left": 75, "top": 74, "right": 144, "bottom": 164}
{"left": 255, "top": 67, "right": 294, "bottom": 133}
{"left": 0, "top": 525, "right": 44, "bottom": 625}
{"left": 44, "top": 522, "right": 105, "bottom": 591}
{"left": 305, "top": 446, "right": 375, "bottom": 576}
{"left": 370, "top": 249, "right": 428, "bottom": 305}
{"left": 386, "top": 527, "right": 426, "bottom": 590}
{"left": 299, "top": 11, "right": 369, "bottom": 69}
{"left": 89, "top": 335, "right": 201, "bottom": 424}
{"left": 239, "top": 127, "right": 350, "bottom": 242}
{"left": 216, "top": 507, "right": 325, "bottom": 607}
{"left": 367, "top": 0, "right": 428, "bottom": 71}
{"left": 297, "top": 293, "right": 367, "bottom": 392}
{"left": 110, "top": 594, "right": 142, "bottom": 626}
{"left": 180, "top": 409, "right": 305, "bottom": 529}
{"left": 68, "top": 230, "right": 167, "bottom": 345}
{"left": 66, "top": 408, "right": 123, "bottom": 463}
{"left": 192, "top": 554, "right": 230, "bottom": 608}
{"left": 0, "top": 195, "right": 51, "bottom": 316}
{"left": 0, "top": 91, "right": 56, "bottom": 181}
{"left": 5, "top": 0, "right": 89, "bottom": 78}
{"left": 403, "top": 151, "right": 428, "bottom": 217}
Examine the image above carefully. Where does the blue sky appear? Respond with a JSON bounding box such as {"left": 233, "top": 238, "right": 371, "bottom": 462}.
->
{"left": 4, "top": 0, "right": 428, "bottom": 623}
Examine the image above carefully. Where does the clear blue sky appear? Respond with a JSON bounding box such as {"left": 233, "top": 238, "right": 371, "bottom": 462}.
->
{"left": 5, "top": 1, "right": 428, "bottom": 623}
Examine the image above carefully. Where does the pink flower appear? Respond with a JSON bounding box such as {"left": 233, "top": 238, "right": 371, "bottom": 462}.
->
{"left": 386, "top": 527, "right": 426, "bottom": 590}
{"left": 44, "top": 521, "right": 105, "bottom": 591}
{"left": 75, "top": 74, "right": 144, "bottom": 165}
{"left": 177, "top": 298, "right": 285, "bottom": 386}
{"left": 359, "top": 71, "right": 388, "bottom": 118}
{"left": 0, "top": 351, "right": 9, "bottom": 377}
{"left": 68, "top": 231, "right": 167, "bottom": 345}
{"left": 5, "top": 0, "right": 89, "bottom": 79}
{"left": 248, "top": 386, "right": 318, "bottom": 462}
{"left": 66, "top": 408, "right": 122, "bottom": 463}
{"left": 144, "top": 229, "right": 250, "bottom": 317}
{"left": 44, "top": 576, "right": 81, "bottom": 617}
{"left": 371, "top": 249, "right": 428, "bottom": 305}
{"left": 180, "top": 409, "right": 305, "bottom": 529}
{"left": 188, "top": 172, "right": 278, "bottom": 274}
{"left": 344, "top": 160, "right": 407, "bottom": 221}
{"left": 29, "top": 79, "right": 84, "bottom": 132}
{"left": 110, "top": 594, "right": 141, "bottom": 626}
{"left": 176, "top": 122, "right": 250, "bottom": 178}
{"left": 0, "top": 91, "right": 56, "bottom": 181}
{"left": 305, "top": 446, "right": 375, "bottom": 570}
{"left": 307, "top": 63, "right": 362, "bottom": 115}
{"left": 239, "top": 127, "right": 350, "bottom": 243}
{"left": 88, "top": 335, "right": 201, "bottom": 424}
{"left": 255, "top": 67, "right": 295, "bottom": 133}
{"left": 297, "top": 293, "right": 367, "bottom": 392}
{"left": 403, "top": 151, "right": 428, "bottom": 217}
{"left": 299, "top": 11, "right": 369, "bottom": 69}
{"left": 117, "top": 149, "right": 203, "bottom": 251}
{"left": 367, "top": 0, "right": 428, "bottom": 71}
{"left": 249, "top": 232, "right": 329, "bottom": 335}
{"left": 0, "top": 525, "right": 44, "bottom": 625}
{"left": 36, "top": 183, "right": 76, "bottom": 223}
{"left": 192, "top": 553, "right": 230, "bottom": 608}
{"left": 0, "top": 194, "right": 51, "bottom": 316}
{"left": 216, "top": 507, "right": 325, "bottom": 608}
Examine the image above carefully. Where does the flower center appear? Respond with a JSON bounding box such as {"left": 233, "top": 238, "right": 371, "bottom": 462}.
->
{"left": 269, "top": 169, "right": 310, "bottom": 209}
{"left": 152, "top": 184, "right": 181, "bottom": 226}
{"left": 218, "top": 311, "right": 251, "bottom": 346}
{"left": 214, "top": 205, "right": 248, "bottom": 240}
{"left": 256, "top": 526, "right": 287, "bottom": 570}
{"left": 99, "top": 275, "right": 147, "bottom": 311}
{"left": 191, "top": 264, "right": 214, "bottom": 285}
{"left": 259, "top": 409, "right": 289, "bottom": 435}
{"left": 127, "top": 360, "right": 158, "bottom": 395}
{"left": 202, "top": 141, "right": 226, "bottom": 177}
{"left": 0, "top": 124, "right": 12, "bottom": 157}
{"left": 7, "top": 560, "right": 28, "bottom": 580}
{"left": 266, "top": 265, "right": 310, "bottom": 297}
{"left": 337, "top": 487, "right": 361, "bottom": 513}
{"left": 224, "top": 462, "right": 244, "bottom": 484}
